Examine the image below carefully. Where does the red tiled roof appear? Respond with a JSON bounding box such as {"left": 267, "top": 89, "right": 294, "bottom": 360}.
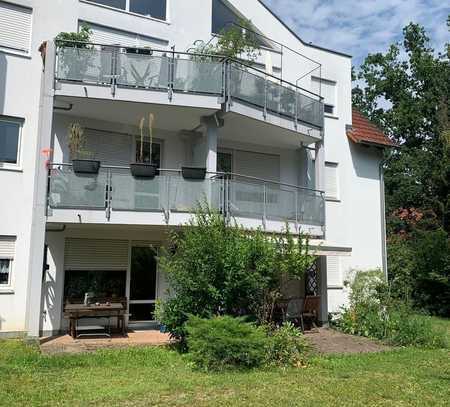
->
{"left": 347, "top": 108, "right": 396, "bottom": 147}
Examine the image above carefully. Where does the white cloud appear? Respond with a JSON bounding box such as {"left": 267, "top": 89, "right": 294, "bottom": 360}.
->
{"left": 262, "top": 0, "right": 449, "bottom": 64}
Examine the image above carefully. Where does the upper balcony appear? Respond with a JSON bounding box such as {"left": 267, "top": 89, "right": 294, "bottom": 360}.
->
{"left": 47, "top": 164, "right": 325, "bottom": 236}
{"left": 53, "top": 42, "right": 324, "bottom": 142}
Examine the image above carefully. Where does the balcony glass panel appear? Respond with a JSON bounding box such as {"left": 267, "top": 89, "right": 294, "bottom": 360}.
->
{"left": 56, "top": 47, "right": 113, "bottom": 84}
{"left": 228, "top": 179, "right": 265, "bottom": 219}
{"left": 297, "top": 93, "right": 323, "bottom": 128}
{"left": 111, "top": 169, "right": 165, "bottom": 211}
{"left": 230, "top": 65, "right": 265, "bottom": 108}
{"left": 173, "top": 58, "right": 223, "bottom": 95}
{"left": 117, "top": 53, "right": 169, "bottom": 89}
{"left": 265, "top": 185, "right": 297, "bottom": 221}
{"left": 298, "top": 190, "right": 325, "bottom": 226}
{"left": 169, "top": 177, "right": 222, "bottom": 212}
{"left": 49, "top": 167, "right": 107, "bottom": 209}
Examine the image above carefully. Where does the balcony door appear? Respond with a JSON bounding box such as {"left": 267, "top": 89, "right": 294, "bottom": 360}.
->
{"left": 128, "top": 246, "right": 158, "bottom": 323}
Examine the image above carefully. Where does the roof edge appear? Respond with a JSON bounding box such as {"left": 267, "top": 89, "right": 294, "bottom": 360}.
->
{"left": 256, "top": 0, "right": 352, "bottom": 59}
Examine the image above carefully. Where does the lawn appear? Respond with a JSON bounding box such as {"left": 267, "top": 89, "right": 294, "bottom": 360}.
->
{"left": 1, "top": 333, "right": 449, "bottom": 407}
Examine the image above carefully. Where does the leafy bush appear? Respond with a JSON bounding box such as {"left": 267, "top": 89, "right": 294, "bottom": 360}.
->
{"left": 156, "top": 206, "right": 315, "bottom": 340}
{"left": 265, "top": 323, "right": 309, "bottom": 367}
{"left": 333, "top": 270, "right": 448, "bottom": 348}
{"left": 185, "top": 315, "right": 267, "bottom": 370}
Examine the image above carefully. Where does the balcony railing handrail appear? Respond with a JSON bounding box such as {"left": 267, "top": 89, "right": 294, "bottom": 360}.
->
{"left": 54, "top": 40, "right": 323, "bottom": 102}
{"left": 48, "top": 163, "right": 324, "bottom": 194}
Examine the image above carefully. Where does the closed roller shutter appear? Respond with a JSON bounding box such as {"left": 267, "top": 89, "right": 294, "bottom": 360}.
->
{"left": 65, "top": 238, "right": 129, "bottom": 270}
{"left": 84, "top": 129, "right": 133, "bottom": 166}
{"left": 327, "top": 256, "right": 342, "bottom": 288}
{"left": 0, "top": 1, "right": 32, "bottom": 52}
{"left": 234, "top": 150, "right": 280, "bottom": 182}
{"left": 81, "top": 21, "right": 167, "bottom": 49}
{"left": 325, "top": 162, "right": 338, "bottom": 200}
{"left": 0, "top": 236, "right": 16, "bottom": 258}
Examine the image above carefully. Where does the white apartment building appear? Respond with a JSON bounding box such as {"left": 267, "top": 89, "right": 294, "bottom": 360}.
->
{"left": 0, "top": 0, "right": 392, "bottom": 338}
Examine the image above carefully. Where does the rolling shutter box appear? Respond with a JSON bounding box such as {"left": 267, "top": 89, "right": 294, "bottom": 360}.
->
{"left": 0, "top": 1, "right": 32, "bottom": 53}
{"left": 327, "top": 256, "right": 342, "bottom": 288}
{"left": 0, "top": 236, "right": 16, "bottom": 259}
{"left": 65, "top": 238, "right": 129, "bottom": 270}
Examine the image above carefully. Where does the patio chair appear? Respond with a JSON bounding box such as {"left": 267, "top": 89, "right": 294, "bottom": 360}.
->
{"left": 301, "top": 295, "right": 321, "bottom": 330}
{"left": 285, "top": 298, "right": 304, "bottom": 331}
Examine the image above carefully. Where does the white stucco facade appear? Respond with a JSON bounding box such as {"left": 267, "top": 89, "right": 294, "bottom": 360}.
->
{"left": 0, "top": 0, "right": 386, "bottom": 337}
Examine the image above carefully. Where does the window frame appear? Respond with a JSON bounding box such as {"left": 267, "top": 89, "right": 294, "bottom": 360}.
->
{"left": 0, "top": 1, "right": 33, "bottom": 57}
{"left": 0, "top": 116, "right": 23, "bottom": 171}
{"left": 82, "top": 0, "right": 169, "bottom": 23}
{"left": 324, "top": 161, "right": 340, "bottom": 202}
{"left": 0, "top": 258, "right": 12, "bottom": 288}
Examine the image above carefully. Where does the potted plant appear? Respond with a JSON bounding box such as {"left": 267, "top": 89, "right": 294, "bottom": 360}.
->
{"left": 181, "top": 166, "right": 207, "bottom": 180}
{"left": 130, "top": 113, "right": 158, "bottom": 178}
{"left": 68, "top": 123, "right": 100, "bottom": 174}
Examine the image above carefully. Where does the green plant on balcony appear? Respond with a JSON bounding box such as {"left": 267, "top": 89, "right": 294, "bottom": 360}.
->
{"left": 68, "top": 122, "right": 99, "bottom": 174}
{"left": 56, "top": 24, "right": 94, "bottom": 81}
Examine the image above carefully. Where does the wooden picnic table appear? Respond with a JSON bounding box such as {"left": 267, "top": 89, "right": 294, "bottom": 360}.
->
{"left": 64, "top": 301, "right": 127, "bottom": 338}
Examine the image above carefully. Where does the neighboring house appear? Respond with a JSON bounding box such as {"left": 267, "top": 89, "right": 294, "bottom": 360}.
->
{"left": 0, "top": 0, "right": 393, "bottom": 338}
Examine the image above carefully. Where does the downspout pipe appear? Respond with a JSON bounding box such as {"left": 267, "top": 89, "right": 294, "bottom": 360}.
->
{"left": 379, "top": 157, "right": 388, "bottom": 281}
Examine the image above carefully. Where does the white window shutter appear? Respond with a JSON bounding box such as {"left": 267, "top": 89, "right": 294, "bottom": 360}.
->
{"left": 0, "top": 1, "right": 32, "bottom": 52}
{"left": 0, "top": 236, "right": 16, "bottom": 258}
{"left": 325, "top": 162, "right": 338, "bottom": 199}
{"left": 327, "top": 256, "right": 342, "bottom": 287}
{"left": 81, "top": 21, "right": 167, "bottom": 49}
{"left": 65, "top": 239, "right": 129, "bottom": 270}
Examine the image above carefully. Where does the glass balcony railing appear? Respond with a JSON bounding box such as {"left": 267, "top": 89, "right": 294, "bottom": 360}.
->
{"left": 48, "top": 165, "right": 325, "bottom": 228}
{"left": 55, "top": 42, "right": 324, "bottom": 130}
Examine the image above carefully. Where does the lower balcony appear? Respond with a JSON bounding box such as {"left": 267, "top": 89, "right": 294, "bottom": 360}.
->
{"left": 47, "top": 164, "right": 325, "bottom": 236}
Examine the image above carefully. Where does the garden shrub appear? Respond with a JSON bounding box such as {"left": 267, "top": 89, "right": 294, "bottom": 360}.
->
{"left": 333, "top": 270, "right": 448, "bottom": 348}
{"left": 156, "top": 205, "right": 315, "bottom": 340}
{"left": 185, "top": 315, "right": 267, "bottom": 370}
{"left": 265, "top": 322, "right": 309, "bottom": 367}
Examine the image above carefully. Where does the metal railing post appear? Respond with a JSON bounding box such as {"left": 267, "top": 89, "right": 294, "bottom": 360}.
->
{"left": 295, "top": 188, "right": 299, "bottom": 232}
{"left": 111, "top": 47, "right": 118, "bottom": 97}
{"left": 106, "top": 169, "right": 112, "bottom": 221}
{"left": 164, "top": 176, "right": 171, "bottom": 224}
{"left": 263, "top": 76, "right": 268, "bottom": 119}
{"left": 168, "top": 49, "right": 175, "bottom": 102}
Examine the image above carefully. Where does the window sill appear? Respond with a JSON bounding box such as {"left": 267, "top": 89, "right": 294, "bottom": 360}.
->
{"left": 0, "top": 165, "right": 23, "bottom": 173}
{"left": 327, "top": 285, "right": 343, "bottom": 290}
{"left": 325, "top": 197, "right": 341, "bottom": 203}
{"left": 0, "top": 47, "right": 31, "bottom": 59}
{"left": 80, "top": 1, "right": 171, "bottom": 25}
{"left": 0, "top": 289, "right": 14, "bottom": 295}
{"left": 324, "top": 114, "right": 339, "bottom": 120}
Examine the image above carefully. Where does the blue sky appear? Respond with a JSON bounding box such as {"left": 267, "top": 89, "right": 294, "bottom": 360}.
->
{"left": 262, "top": 0, "right": 449, "bottom": 65}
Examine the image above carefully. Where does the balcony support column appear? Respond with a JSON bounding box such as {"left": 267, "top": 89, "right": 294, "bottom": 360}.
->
{"left": 201, "top": 115, "right": 224, "bottom": 176}
{"left": 25, "top": 41, "right": 56, "bottom": 339}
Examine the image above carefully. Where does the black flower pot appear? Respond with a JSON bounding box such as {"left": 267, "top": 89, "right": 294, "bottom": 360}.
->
{"left": 130, "top": 163, "right": 158, "bottom": 179}
{"left": 72, "top": 159, "right": 100, "bottom": 174}
{"left": 182, "top": 166, "right": 207, "bottom": 180}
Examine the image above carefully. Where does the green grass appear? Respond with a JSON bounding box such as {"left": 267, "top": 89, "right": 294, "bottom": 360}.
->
{"left": 1, "top": 333, "right": 450, "bottom": 407}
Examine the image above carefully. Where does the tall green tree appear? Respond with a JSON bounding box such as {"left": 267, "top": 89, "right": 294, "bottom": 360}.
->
{"left": 353, "top": 19, "right": 450, "bottom": 315}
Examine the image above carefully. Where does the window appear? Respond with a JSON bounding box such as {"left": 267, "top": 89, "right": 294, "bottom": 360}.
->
{"left": 218, "top": 151, "right": 233, "bottom": 173}
{"left": 87, "top": 0, "right": 167, "bottom": 21}
{"left": 0, "top": 118, "right": 22, "bottom": 166}
{"left": 0, "top": 259, "right": 11, "bottom": 285}
{"left": 324, "top": 104, "right": 334, "bottom": 115}
{"left": 325, "top": 162, "right": 339, "bottom": 200}
{"left": 312, "top": 77, "right": 337, "bottom": 115}
{"left": 135, "top": 140, "right": 161, "bottom": 167}
{"left": 0, "top": 236, "right": 15, "bottom": 287}
{"left": 0, "top": 1, "right": 32, "bottom": 53}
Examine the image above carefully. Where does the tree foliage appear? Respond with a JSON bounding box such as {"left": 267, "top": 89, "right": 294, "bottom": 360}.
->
{"left": 353, "top": 18, "right": 450, "bottom": 316}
